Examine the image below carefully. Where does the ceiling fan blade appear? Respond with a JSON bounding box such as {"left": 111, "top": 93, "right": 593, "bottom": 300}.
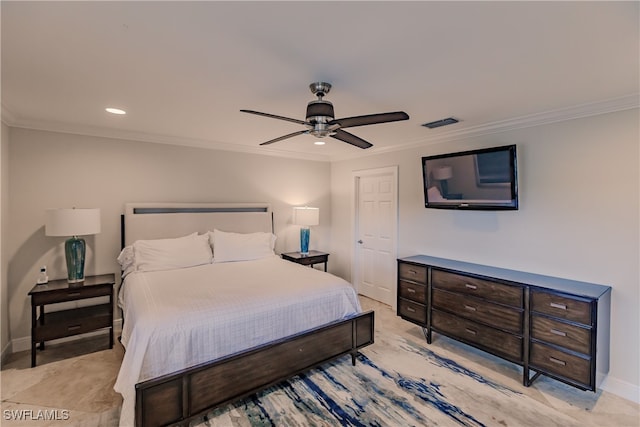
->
{"left": 330, "top": 129, "right": 373, "bottom": 149}
{"left": 331, "top": 111, "right": 409, "bottom": 129}
{"left": 259, "top": 130, "right": 309, "bottom": 146}
{"left": 240, "top": 109, "right": 308, "bottom": 126}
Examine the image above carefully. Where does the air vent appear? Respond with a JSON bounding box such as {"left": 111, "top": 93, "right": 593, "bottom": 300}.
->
{"left": 422, "top": 117, "right": 459, "bottom": 129}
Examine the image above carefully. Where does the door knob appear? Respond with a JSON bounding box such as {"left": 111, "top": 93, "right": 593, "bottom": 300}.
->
{"left": 357, "top": 240, "right": 363, "bottom": 244}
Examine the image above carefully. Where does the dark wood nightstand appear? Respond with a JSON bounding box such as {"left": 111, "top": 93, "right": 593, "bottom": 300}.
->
{"left": 281, "top": 250, "right": 329, "bottom": 272}
{"left": 28, "top": 273, "right": 115, "bottom": 367}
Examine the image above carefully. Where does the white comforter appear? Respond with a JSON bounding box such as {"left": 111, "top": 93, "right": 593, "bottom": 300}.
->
{"left": 114, "top": 256, "right": 361, "bottom": 427}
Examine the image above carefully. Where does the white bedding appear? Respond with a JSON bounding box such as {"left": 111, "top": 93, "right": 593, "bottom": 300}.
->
{"left": 114, "top": 256, "right": 361, "bottom": 427}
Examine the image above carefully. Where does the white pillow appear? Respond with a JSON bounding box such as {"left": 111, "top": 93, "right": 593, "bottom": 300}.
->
{"left": 211, "top": 229, "right": 276, "bottom": 263}
{"left": 132, "top": 233, "right": 212, "bottom": 272}
{"left": 117, "top": 246, "right": 136, "bottom": 278}
{"left": 117, "top": 246, "right": 135, "bottom": 270}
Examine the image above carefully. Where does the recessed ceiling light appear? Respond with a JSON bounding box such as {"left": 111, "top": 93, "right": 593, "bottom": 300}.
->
{"left": 314, "top": 141, "right": 325, "bottom": 145}
{"left": 105, "top": 107, "right": 126, "bottom": 115}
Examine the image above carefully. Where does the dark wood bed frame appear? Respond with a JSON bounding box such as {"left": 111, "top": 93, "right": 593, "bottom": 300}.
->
{"left": 136, "top": 311, "right": 374, "bottom": 427}
{"left": 120, "top": 205, "right": 375, "bottom": 427}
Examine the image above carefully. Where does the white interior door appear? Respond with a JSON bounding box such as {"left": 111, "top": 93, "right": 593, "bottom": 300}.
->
{"left": 354, "top": 168, "right": 397, "bottom": 308}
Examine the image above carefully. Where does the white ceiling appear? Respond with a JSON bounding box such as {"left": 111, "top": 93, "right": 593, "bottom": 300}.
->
{"left": 2, "top": 1, "right": 638, "bottom": 161}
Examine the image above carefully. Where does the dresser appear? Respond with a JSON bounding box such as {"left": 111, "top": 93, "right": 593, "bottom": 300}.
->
{"left": 397, "top": 255, "right": 611, "bottom": 392}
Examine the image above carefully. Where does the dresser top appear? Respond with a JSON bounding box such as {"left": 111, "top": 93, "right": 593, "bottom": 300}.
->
{"left": 399, "top": 255, "right": 611, "bottom": 299}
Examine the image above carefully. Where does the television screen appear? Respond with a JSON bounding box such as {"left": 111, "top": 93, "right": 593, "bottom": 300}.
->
{"left": 422, "top": 145, "right": 518, "bottom": 210}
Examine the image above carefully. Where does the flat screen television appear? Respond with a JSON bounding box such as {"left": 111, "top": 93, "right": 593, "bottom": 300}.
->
{"left": 422, "top": 144, "right": 518, "bottom": 210}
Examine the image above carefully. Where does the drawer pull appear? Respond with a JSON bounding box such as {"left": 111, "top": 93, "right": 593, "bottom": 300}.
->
{"left": 549, "top": 356, "right": 566, "bottom": 366}
{"left": 550, "top": 328, "right": 567, "bottom": 337}
{"left": 465, "top": 284, "right": 477, "bottom": 290}
{"left": 68, "top": 292, "right": 81, "bottom": 297}
{"left": 407, "top": 307, "right": 416, "bottom": 313}
{"left": 550, "top": 302, "right": 567, "bottom": 310}
{"left": 465, "top": 328, "right": 477, "bottom": 335}
{"left": 464, "top": 305, "right": 477, "bottom": 312}
{"left": 408, "top": 269, "right": 418, "bottom": 275}
{"left": 67, "top": 325, "right": 82, "bottom": 331}
{"left": 407, "top": 288, "right": 416, "bottom": 294}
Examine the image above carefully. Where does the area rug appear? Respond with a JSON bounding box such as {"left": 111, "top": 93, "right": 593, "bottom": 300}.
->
{"left": 193, "top": 335, "right": 582, "bottom": 427}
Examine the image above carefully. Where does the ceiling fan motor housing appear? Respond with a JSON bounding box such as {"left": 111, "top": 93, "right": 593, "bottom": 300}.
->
{"left": 306, "top": 100, "right": 334, "bottom": 123}
{"left": 306, "top": 100, "right": 336, "bottom": 137}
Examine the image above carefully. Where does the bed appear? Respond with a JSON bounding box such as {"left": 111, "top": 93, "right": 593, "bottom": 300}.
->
{"left": 114, "top": 203, "right": 374, "bottom": 427}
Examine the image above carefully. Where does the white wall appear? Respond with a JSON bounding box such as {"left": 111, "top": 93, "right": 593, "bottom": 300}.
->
{"left": 331, "top": 109, "right": 639, "bottom": 401}
{"left": 1, "top": 122, "right": 10, "bottom": 360}
{"left": 6, "top": 128, "right": 331, "bottom": 347}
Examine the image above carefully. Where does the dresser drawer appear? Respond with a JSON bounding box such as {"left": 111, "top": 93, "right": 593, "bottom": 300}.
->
{"left": 530, "top": 291, "right": 592, "bottom": 325}
{"left": 398, "top": 298, "right": 427, "bottom": 325}
{"left": 432, "top": 269, "right": 523, "bottom": 307}
{"left": 531, "top": 315, "right": 591, "bottom": 355}
{"left": 530, "top": 342, "right": 591, "bottom": 386}
{"left": 432, "top": 289, "right": 522, "bottom": 333}
{"left": 31, "top": 284, "right": 112, "bottom": 305}
{"left": 432, "top": 309, "right": 522, "bottom": 361}
{"left": 398, "top": 263, "right": 427, "bottom": 283}
{"left": 399, "top": 280, "right": 426, "bottom": 303}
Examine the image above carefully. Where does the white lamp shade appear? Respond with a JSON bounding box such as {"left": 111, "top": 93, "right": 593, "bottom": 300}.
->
{"left": 433, "top": 166, "right": 453, "bottom": 180}
{"left": 45, "top": 208, "right": 101, "bottom": 236}
{"left": 293, "top": 206, "right": 319, "bottom": 226}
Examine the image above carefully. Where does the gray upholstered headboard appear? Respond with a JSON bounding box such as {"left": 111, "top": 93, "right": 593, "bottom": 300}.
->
{"left": 121, "top": 203, "right": 273, "bottom": 248}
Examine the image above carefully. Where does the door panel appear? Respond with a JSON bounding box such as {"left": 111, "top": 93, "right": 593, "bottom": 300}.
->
{"left": 357, "top": 172, "right": 397, "bottom": 307}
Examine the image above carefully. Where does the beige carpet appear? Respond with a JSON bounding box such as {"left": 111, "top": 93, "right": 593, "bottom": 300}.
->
{"left": 1, "top": 297, "right": 638, "bottom": 426}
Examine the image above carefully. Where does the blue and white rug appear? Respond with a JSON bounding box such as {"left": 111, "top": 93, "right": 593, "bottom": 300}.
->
{"left": 193, "top": 335, "right": 583, "bottom": 427}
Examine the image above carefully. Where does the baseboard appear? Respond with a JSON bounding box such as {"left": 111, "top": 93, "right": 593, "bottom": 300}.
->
{"left": 1, "top": 340, "right": 11, "bottom": 363}
{"left": 600, "top": 375, "right": 640, "bottom": 404}
{"left": 10, "top": 318, "right": 123, "bottom": 353}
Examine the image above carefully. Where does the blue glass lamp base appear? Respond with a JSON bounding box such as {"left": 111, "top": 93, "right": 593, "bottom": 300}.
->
{"left": 300, "top": 227, "right": 310, "bottom": 255}
{"left": 65, "top": 236, "right": 86, "bottom": 283}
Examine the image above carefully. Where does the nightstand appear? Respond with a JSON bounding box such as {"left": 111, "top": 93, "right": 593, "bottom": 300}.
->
{"left": 28, "top": 273, "right": 115, "bottom": 367}
{"left": 281, "top": 250, "right": 329, "bottom": 272}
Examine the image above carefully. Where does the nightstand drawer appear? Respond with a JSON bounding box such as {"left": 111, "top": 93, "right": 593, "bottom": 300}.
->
{"left": 432, "top": 269, "right": 523, "bottom": 307}
{"left": 31, "top": 284, "right": 111, "bottom": 305}
{"left": 530, "top": 342, "right": 591, "bottom": 385}
{"left": 530, "top": 291, "right": 592, "bottom": 325}
{"left": 432, "top": 288, "right": 523, "bottom": 333}
{"left": 398, "top": 263, "right": 427, "bottom": 283}
{"left": 432, "top": 309, "right": 522, "bottom": 361}
{"left": 291, "top": 254, "right": 327, "bottom": 266}
{"left": 34, "top": 304, "right": 112, "bottom": 342}
{"left": 531, "top": 315, "right": 591, "bottom": 355}
{"left": 398, "top": 298, "right": 427, "bottom": 325}
{"left": 399, "top": 280, "right": 426, "bottom": 303}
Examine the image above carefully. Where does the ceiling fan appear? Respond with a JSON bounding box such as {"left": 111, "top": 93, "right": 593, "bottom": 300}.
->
{"left": 241, "top": 82, "right": 409, "bottom": 149}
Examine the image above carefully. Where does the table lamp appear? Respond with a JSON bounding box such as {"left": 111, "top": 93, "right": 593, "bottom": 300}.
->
{"left": 433, "top": 166, "right": 453, "bottom": 198}
{"left": 45, "top": 208, "right": 101, "bottom": 283}
{"left": 293, "top": 206, "right": 319, "bottom": 255}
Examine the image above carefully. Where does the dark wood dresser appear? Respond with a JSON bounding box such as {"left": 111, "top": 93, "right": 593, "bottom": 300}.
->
{"left": 397, "top": 255, "right": 611, "bottom": 392}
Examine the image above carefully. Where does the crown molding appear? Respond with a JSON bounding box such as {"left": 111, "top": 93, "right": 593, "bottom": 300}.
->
{"left": 7, "top": 119, "right": 332, "bottom": 162}
{"left": 4, "top": 94, "right": 637, "bottom": 163}
{"left": 331, "top": 93, "right": 640, "bottom": 162}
